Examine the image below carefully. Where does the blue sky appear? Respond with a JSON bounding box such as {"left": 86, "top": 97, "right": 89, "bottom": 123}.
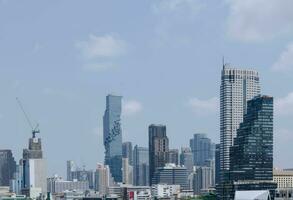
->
{"left": 1, "top": 0, "right": 293, "bottom": 177}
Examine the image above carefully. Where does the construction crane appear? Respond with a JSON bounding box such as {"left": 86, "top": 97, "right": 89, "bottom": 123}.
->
{"left": 16, "top": 97, "right": 40, "bottom": 138}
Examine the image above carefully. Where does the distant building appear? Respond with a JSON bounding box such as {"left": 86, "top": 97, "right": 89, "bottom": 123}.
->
{"left": 95, "top": 163, "right": 113, "bottom": 195}
{"left": 152, "top": 163, "right": 189, "bottom": 190}
{"left": 133, "top": 146, "right": 149, "bottom": 186}
{"left": 103, "top": 95, "right": 123, "bottom": 183}
{"left": 122, "top": 158, "right": 133, "bottom": 185}
{"left": 148, "top": 124, "right": 169, "bottom": 185}
{"left": 190, "top": 134, "right": 214, "bottom": 167}
{"left": 273, "top": 168, "right": 293, "bottom": 198}
{"left": 122, "top": 142, "right": 133, "bottom": 166}
{"left": 168, "top": 149, "right": 179, "bottom": 165}
{"left": 47, "top": 175, "right": 89, "bottom": 194}
{"left": 152, "top": 184, "right": 180, "bottom": 199}
{"left": 66, "top": 160, "right": 75, "bottom": 181}
{"left": 193, "top": 166, "right": 214, "bottom": 195}
{"left": 179, "top": 147, "right": 193, "bottom": 174}
{"left": 21, "top": 131, "right": 47, "bottom": 197}
{"left": 107, "top": 184, "right": 151, "bottom": 199}
{"left": 0, "top": 150, "right": 16, "bottom": 186}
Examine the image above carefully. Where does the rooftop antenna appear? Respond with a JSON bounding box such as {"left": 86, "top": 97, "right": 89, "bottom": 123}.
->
{"left": 16, "top": 97, "right": 40, "bottom": 138}
{"left": 222, "top": 56, "right": 225, "bottom": 69}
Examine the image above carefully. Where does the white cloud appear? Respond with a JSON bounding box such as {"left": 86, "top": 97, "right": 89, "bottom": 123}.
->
{"left": 76, "top": 34, "right": 126, "bottom": 59}
{"left": 272, "top": 43, "right": 293, "bottom": 72}
{"left": 153, "top": 0, "right": 203, "bottom": 15}
{"left": 275, "top": 92, "right": 293, "bottom": 116}
{"left": 76, "top": 34, "right": 127, "bottom": 71}
{"left": 226, "top": 0, "right": 293, "bottom": 42}
{"left": 188, "top": 97, "right": 218, "bottom": 115}
{"left": 122, "top": 100, "right": 143, "bottom": 116}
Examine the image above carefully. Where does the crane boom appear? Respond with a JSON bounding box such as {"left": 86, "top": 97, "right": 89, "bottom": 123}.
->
{"left": 16, "top": 97, "right": 40, "bottom": 138}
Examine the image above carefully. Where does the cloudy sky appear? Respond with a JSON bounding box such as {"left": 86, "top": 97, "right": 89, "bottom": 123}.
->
{"left": 1, "top": 0, "right": 293, "bottom": 176}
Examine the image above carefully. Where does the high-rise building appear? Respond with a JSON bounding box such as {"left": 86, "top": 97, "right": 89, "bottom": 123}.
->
{"left": 190, "top": 134, "right": 214, "bottom": 166}
{"left": 133, "top": 146, "right": 149, "bottom": 186}
{"left": 103, "top": 94, "right": 123, "bottom": 183}
{"left": 179, "top": 147, "right": 193, "bottom": 174}
{"left": 0, "top": 150, "right": 16, "bottom": 186}
{"left": 22, "top": 131, "right": 47, "bottom": 197}
{"left": 122, "top": 158, "right": 133, "bottom": 185}
{"left": 168, "top": 149, "right": 179, "bottom": 165}
{"left": 220, "top": 65, "right": 260, "bottom": 180}
{"left": 148, "top": 124, "right": 169, "bottom": 185}
{"left": 95, "top": 163, "right": 113, "bottom": 195}
{"left": 152, "top": 163, "right": 189, "bottom": 190}
{"left": 218, "top": 95, "right": 277, "bottom": 199}
{"left": 66, "top": 160, "right": 75, "bottom": 181}
{"left": 122, "top": 142, "right": 133, "bottom": 166}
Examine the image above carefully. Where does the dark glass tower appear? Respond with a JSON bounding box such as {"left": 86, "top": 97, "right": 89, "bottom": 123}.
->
{"left": 148, "top": 124, "right": 169, "bottom": 185}
{"left": 230, "top": 95, "right": 274, "bottom": 181}
{"left": 217, "top": 95, "right": 277, "bottom": 200}
{"left": 122, "top": 142, "right": 133, "bottom": 166}
{"left": 103, "top": 95, "right": 122, "bottom": 182}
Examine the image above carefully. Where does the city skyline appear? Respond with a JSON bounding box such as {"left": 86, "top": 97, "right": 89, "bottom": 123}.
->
{"left": 1, "top": 0, "right": 293, "bottom": 179}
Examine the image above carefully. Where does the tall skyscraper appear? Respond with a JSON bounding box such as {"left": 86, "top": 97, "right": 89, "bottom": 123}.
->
{"left": 179, "top": 147, "right": 193, "bottom": 174}
{"left": 148, "top": 124, "right": 169, "bottom": 185}
{"left": 168, "top": 149, "right": 179, "bottom": 165}
{"left": 22, "top": 131, "right": 47, "bottom": 197}
{"left": 190, "top": 134, "right": 214, "bottom": 166}
{"left": 0, "top": 150, "right": 16, "bottom": 186}
{"left": 122, "top": 142, "right": 133, "bottom": 166}
{"left": 66, "top": 160, "right": 75, "bottom": 181}
{"left": 220, "top": 64, "right": 260, "bottom": 179}
{"left": 133, "top": 145, "right": 149, "bottom": 186}
{"left": 103, "top": 94, "right": 123, "bottom": 183}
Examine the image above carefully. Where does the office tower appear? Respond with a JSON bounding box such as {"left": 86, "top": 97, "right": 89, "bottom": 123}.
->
{"left": 103, "top": 94, "right": 123, "bottom": 183}
{"left": 22, "top": 131, "right": 47, "bottom": 197}
{"left": 47, "top": 175, "right": 89, "bottom": 194}
{"left": 95, "top": 163, "right": 113, "bottom": 195}
{"left": 69, "top": 166, "right": 95, "bottom": 189}
{"left": 0, "top": 150, "right": 16, "bottom": 186}
{"left": 9, "top": 162, "right": 23, "bottom": 195}
{"left": 152, "top": 163, "right": 189, "bottom": 190}
{"left": 190, "top": 134, "right": 214, "bottom": 166}
{"left": 220, "top": 65, "right": 260, "bottom": 179}
{"left": 168, "top": 149, "right": 179, "bottom": 165}
{"left": 218, "top": 95, "right": 277, "bottom": 199}
{"left": 122, "top": 158, "right": 133, "bottom": 185}
{"left": 215, "top": 144, "right": 220, "bottom": 185}
{"left": 122, "top": 142, "right": 133, "bottom": 166}
{"left": 193, "top": 166, "right": 214, "bottom": 195}
{"left": 180, "top": 147, "right": 193, "bottom": 174}
{"left": 133, "top": 146, "right": 149, "bottom": 186}
{"left": 148, "top": 124, "right": 169, "bottom": 185}
{"left": 66, "top": 160, "right": 75, "bottom": 181}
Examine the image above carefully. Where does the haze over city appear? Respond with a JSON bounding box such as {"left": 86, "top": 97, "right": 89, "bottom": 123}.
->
{"left": 1, "top": 0, "right": 293, "bottom": 180}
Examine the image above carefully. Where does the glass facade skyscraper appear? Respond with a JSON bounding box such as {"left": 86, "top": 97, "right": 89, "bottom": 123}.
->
{"left": 0, "top": 150, "right": 16, "bottom": 186}
{"left": 133, "top": 145, "right": 149, "bottom": 186}
{"left": 190, "top": 133, "right": 214, "bottom": 166}
{"left": 103, "top": 94, "right": 122, "bottom": 183}
{"left": 217, "top": 95, "right": 277, "bottom": 200}
{"left": 220, "top": 65, "right": 260, "bottom": 180}
{"left": 230, "top": 95, "right": 274, "bottom": 181}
